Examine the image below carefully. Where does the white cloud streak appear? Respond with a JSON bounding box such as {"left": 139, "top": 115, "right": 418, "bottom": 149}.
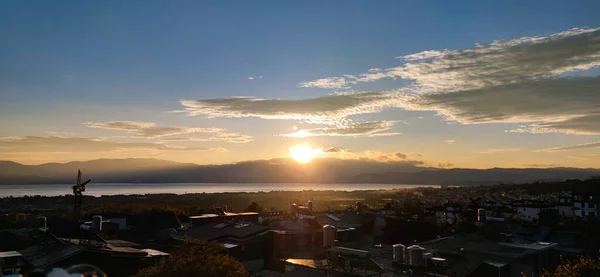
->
{"left": 84, "top": 121, "right": 223, "bottom": 138}
{"left": 0, "top": 136, "right": 220, "bottom": 153}
{"left": 179, "top": 92, "right": 400, "bottom": 125}
{"left": 282, "top": 121, "right": 399, "bottom": 137}
{"left": 84, "top": 121, "right": 252, "bottom": 143}
{"left": 160, "top": 133, "right": 253, "bottom": 144}
{"left": 296, "top": 28, "right": 600, "bottom": 135}
{"left": 537, "top": 141, "right": 600, "bottom": 152}
{"left": 478, "top": 148, "right": 522, "bottom": 154}
{"left": 298, "top": 77, "right": 354, "bottom": 89}
{"left": 303, "top": 28, "right": 600, "bottom": 93}
{"left": 398, "top": 77, "right": 600, "bottom": 129}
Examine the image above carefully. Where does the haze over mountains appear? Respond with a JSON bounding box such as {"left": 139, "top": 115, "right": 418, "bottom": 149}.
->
{"left": 1, "top": 158, "right": 599, "bottom": 186}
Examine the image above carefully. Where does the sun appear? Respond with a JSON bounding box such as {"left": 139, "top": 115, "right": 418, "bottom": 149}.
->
{"left": 290, "top": 145, "right": 316, "bottom": 163}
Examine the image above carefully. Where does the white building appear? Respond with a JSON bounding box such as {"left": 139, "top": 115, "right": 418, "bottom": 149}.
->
{"left": 433, "top": 203, "right": 462, "bottom": 225}
{"left": 557, "top": 196, "right": 574, "bottom": 218}
{"left": 573, "top": 191, "right": 599, "bottom": 218}
{"left": 512, "top": 200, "right": 554, "bottom": 222}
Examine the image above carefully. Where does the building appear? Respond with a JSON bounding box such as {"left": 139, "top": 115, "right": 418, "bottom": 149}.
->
{"left": 511, "top": 200, "right": 554, "bottom": 222}
{"left": 282, "top": 246, "right": 384, "bottom": 277}
{"left": 431, "top": 203, "right": 463, "bottom": 225}
{"left": 175, "top": 222, "right": 269, "bottom": 261}
{"left": 556, "top": 196, "right": 574, "bottom": 218}
{"left": 0, "top": 227, "right": 168, "bottom": 276}
{"left": 259, "top": 209, "right": 284, "bottom": 224}
{"left": 189, "top": 212, "right": 259, "bottom": 227}
{"left": 572, "top": 190, "right": 600, "bottom": 218}
{"left": 279, "top": 231, "right": 558, "bottom": 277}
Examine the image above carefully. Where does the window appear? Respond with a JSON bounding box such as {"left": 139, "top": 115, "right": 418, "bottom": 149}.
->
{"left": 590, "top": 212, "right": 596, "bottom": 217}
{"left": 589, "top": 203, "right": 596, "bottom": 209}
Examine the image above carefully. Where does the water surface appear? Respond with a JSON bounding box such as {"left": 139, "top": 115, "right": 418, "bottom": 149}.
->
{"left": 0, "top": 183, "right": 436, "bottom": 197}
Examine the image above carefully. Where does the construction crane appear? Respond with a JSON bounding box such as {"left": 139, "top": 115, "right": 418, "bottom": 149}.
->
{"left": 72, "top": 169, "right": 91, "bottom": 221}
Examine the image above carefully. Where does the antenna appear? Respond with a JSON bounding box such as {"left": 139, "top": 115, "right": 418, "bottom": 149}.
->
{"left": 72, "top": 169, "right": 91, "bottom": 221}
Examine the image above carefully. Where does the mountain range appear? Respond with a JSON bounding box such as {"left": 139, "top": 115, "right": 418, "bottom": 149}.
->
{"left": 1, "top": 158, "right": 599, "bottom": 185}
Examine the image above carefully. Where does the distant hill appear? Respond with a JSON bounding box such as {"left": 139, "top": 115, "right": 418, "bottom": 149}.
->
{"left": 1, "top": 158, "right": 599, "bottom": 185}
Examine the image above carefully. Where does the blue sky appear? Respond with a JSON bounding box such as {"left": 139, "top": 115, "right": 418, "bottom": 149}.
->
{"left": 1, "top": 1, "right": 600, "bottom": 167}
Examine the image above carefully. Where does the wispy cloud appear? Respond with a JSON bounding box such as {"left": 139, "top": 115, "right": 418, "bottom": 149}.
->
{"left": 426, "top": 162, "right": 455, "bottom": 169}
{"left": 0, "top": 136, "right": 222, "bottom": 153}
{"left": 178, "top": 92, "right": 400, "bottom": 125}
{"left": 398, "top": 76, "right": 600, "bottom": 133}
{"left": 537, "top": 141, "right": 600, "bottom": 152}
{"left": 248, "top": 76, "right": 263, "bottom": 80}
{"left": 523, "top": 163, "right": 559, "bottom": 168}
{"left": 444, "top": 140, "right": 457, "bottom": 144}
{"left": 45, "top": 131, "right": 76, "bottom": 138}
{"left": 303, "top": 28, "right": 600, "bottom": 93}
{"left": 362, "top": 150, "right": 425, "bottom": 165}
{"left": 281, "top": 121, "right": 399, "bottom": 137}
{"left": 297, "top": 28, "right": 600, "bottom": 135}
{"left": 508, "top": 115, "right": 600, "bottom": 135}
{"left": 160, "top": 133, "right": 253, "bottom": 144}
{"left": 322, "top": 147, "right": 352, "bottom": 153}
{"left": 478, "top": 148, "right": 522, "bottom": 154}
{"left": 568, "top": 154, "right": 600, "bottom": 160}
{"left": 298, "top": 77, "right": 354, "bottom": 89}
{"left": 84, "top": 121, "right": 252, "bottom": 143}
{"left": 84, "top": 121, "right": 223, "bottom": 138}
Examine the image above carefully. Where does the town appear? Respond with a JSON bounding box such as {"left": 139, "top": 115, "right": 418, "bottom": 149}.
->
{"left": 1, "top": 178, "right": 600, "bottom": 276}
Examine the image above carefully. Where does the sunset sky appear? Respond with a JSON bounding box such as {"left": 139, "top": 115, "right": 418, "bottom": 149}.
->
{"left": 1, "top": 1, "right": 600, "bottom": 168}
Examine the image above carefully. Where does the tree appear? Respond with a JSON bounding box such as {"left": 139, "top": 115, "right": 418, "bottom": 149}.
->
{"left": 246, "top": 202, "right": 263, "bottom": 213}
{"left": 535, "top": 256, "right": 600, "bottom": 277}
{"left": 134, "top": 240, "right": 248, "bottom": 277}
{"left": 538, "top": 209, "right": 560, "bottom": 226}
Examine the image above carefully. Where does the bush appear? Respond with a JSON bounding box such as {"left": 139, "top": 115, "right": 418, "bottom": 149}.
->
{"left": 537, "top": 256, "right": 600, "bottom": 277}
{"left": 135, "top": 240, "right": 248, "bottom": 277}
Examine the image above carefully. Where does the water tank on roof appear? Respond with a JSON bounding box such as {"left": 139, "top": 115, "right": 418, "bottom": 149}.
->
{"left": 291, "top": 203, "right": 298, "bottom": 216}
{"left": 393, "top": 244, "right": 406, "bottom": 263}
{"left": 92, "top": 215, "right": 102, "bottom": 233}
{"left": 307, "top": 200, "right": 313, "bottom": 212}
{"left": 477, "top": 208, "right": 487, "bottom": 222}
{"left": 37, "top": 216, "right": 47, "bottom": 228}
{"left": 423, "top": 253, "right": 433, "bottom": 266}
{"left": 407, "top": 245, "right": 425, "bottom": 267}
{"left": 323, "top": 225, "right": 336, "bottom": 247}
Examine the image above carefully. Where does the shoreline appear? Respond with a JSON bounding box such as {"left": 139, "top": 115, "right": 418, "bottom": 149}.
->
{"left": 0, "top": 183, "right": 440, "bottom": 198}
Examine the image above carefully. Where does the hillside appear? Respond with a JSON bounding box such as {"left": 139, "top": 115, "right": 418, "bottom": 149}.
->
{"left": 1, "top": 158, "right": 599, "bottom": 185}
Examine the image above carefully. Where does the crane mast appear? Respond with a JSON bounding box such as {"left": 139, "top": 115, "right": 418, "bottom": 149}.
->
{"left": 72, "top": 169, "right": 91, "bottom": 220}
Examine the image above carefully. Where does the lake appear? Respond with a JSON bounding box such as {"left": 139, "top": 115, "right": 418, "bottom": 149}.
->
{"left": 0, "top": 183, "right": 436, "bottom": 197}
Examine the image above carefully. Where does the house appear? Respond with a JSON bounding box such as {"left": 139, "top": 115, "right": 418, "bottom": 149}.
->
{"left": 431, "top": 203, "right": 463, "bottom": 225}
{"left": 511, "top": 200, "right": 554, "bottom": 221}
{"left": 189, "top": 212, "right": 259, "bottom": 227}
{"left": 1, "top": 227, "right": 168, "bottom": 277}
{"left": 175, "top": 222, "right": 269, "bottom": 261}
{"left": 556, "top": 196, "right": 574, "bottom": 218}
{"left": 284, "top": 234, "right": 559, "bottom": 277}
{"left": 572, "top": 190, "right": 600, "bottom": 218}
{"left": 259, "top": 209, "right": 284, "bottom": 224}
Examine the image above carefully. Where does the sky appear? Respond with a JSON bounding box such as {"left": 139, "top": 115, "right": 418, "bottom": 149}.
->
{"left": 1, "top": 1, "right": 600, "bottom": 168}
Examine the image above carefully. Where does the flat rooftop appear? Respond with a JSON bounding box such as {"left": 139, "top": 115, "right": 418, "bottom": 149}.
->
{"left": 176, "top": 222, "right": 269, "bottom": 241}
{"left": 189, "top": 212, "right": 258, "bottom": 219}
